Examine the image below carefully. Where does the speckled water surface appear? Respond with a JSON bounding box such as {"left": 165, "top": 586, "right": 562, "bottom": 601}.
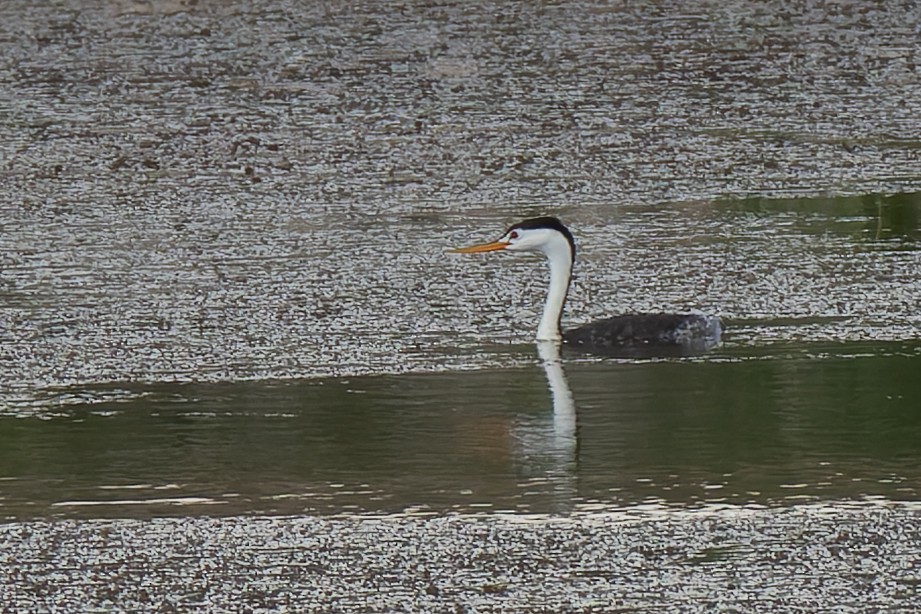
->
{"left": 3, "top": 0, "right": 921, "bottom": 403}
{"left": 2, "top": 0, "right": 921, "bottom": 610}
{"left": 1, "top": 504, "right": 920, "bottom": 612}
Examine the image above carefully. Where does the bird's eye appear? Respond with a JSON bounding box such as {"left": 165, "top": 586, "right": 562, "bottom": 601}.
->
{"left": 508, "top": 231, "right": 519, "bottom": 240}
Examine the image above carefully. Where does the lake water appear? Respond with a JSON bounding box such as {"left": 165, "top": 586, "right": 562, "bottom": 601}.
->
{"left": 3, "top": 191, "right": 920, "bottom": 520}
{"left": 2, "top": 0, "right": 921, "bottom": 609}
{"left": 2, "top": 338, "right": 920, "bottom": 520}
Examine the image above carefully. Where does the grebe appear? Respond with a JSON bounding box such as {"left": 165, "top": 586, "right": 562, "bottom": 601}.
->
{"left": 451, "top": 216, "right": 722, "bottom": 355}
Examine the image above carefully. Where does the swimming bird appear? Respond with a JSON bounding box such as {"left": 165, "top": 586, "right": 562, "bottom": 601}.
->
{"left": 451, "top": 216, "right": 722, "bottom": 355}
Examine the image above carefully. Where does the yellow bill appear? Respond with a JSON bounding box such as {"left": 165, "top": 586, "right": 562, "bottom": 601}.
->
{"left": 449, "top": 241, "right": 509, "bottom": 254}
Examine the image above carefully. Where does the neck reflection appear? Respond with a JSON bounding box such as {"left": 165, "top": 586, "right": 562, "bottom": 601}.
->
{"left": 536, "top": 341, "right": 577, "bottom": 459}
{"left": 505, "top": 341, "right": 579, "bottom": 510}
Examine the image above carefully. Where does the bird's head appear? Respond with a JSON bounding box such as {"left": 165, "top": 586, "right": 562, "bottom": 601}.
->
{"left": 450, "top": 216, "right": 576, "bottom": 260}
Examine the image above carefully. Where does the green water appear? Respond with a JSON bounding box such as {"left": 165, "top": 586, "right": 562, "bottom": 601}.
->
{"left": 3, "top": 341, "right": 918, "bottom": 520}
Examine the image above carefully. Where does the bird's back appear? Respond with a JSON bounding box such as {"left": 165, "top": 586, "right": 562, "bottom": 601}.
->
{"left": 563, "top": 313, "right": 722, "bottom": 356}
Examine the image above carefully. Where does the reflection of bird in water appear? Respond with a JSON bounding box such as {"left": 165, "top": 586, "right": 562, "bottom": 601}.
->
{"left": 451, "top": 216, "right": 721, "bottom": 354}
{"left": 511, "top": 341, "right": 578, "bottom": 508}
{"left": 537, "top": 341, "right": 576, "bottom": 458}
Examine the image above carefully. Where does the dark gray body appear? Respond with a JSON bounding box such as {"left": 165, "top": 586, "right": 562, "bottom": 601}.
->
{"left": 563, "top": 313, "right": 722, "bottom": 356}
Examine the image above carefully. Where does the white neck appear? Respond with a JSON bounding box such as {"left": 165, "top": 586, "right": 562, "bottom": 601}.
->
{"left": 536, "top": 233, "right": 574, "bottom": 341}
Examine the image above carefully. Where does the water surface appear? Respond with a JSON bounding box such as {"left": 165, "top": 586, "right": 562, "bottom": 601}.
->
{"left": 3, "top": 1, "right": 921, "bottom": 609}
{"left": 3, "top": 340, "right": 919, "bottom": 520}
{"left": 3, "top": 0, "right": 921, "bottom": 405}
